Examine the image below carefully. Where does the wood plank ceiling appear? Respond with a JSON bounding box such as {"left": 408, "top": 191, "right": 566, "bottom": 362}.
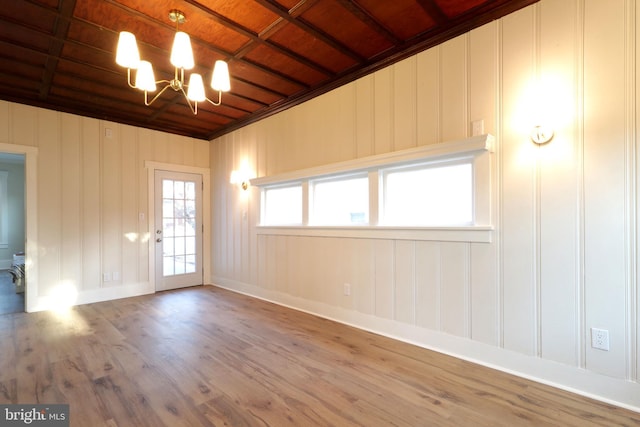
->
{"left": 0, "top": 0, "right": 538, "bottom": 140}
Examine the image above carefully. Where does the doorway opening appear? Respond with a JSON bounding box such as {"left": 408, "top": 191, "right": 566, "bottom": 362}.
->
{"left": 0, "top": 153, "right": 25, "bottom": 314}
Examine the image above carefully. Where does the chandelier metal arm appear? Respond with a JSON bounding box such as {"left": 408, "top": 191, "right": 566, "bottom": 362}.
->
{"left": 177, "top": 85, "right": 198, "bottom": 115}
{"left": 143, "top": 81, "right": 173, "bottom": 107}
{"left": 204, "top": 90, "right": 223, "bottom": 106}
{"left": 126, "top": 69, "right": 136, "bottom": 89}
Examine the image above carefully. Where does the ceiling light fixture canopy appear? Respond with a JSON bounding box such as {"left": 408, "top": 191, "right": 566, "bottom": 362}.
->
{"left": 115, "top": 9, "right": 230, "bottom": 114}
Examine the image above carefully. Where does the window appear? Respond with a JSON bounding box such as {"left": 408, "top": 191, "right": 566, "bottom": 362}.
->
{"left": 310, "top": 174, "right": 368, "bottom": 225}
{"left": 252, "top": 134, "right": 493, "bottom": 243}
{"left": 261, "top": 184, "right": 302, "bottom": 225}
{"left": 381, "top": 162, "right": 472, "bottom": 226}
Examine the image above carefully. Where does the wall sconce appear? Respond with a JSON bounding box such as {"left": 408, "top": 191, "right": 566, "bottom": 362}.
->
{"left": 530, "top": 125, "right": 554, "bottom": 145}
{"left": 230, "top": 170, "right": 250, "bottom": 190}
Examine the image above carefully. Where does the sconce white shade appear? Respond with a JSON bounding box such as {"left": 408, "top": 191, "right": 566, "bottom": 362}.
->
{"left": 187, "top": 73, "right": 206, "bottom": 102}
{"left": 115, "top": 32, "right": 140, "bottom": 69}
{"left": 531, "top": 125, "right": 554, "bottom": 144}
{"left": 211, "top": 60, "right": 231, "bottom": 92}
{"left": 135, "top": 61, "right": 157, "bottom": 92}
{"left": 170, "top": 31, "right": 195, "bottom": 69}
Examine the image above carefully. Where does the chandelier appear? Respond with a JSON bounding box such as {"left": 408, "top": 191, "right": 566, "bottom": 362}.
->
{"left": 115, "top": 9, "right": 230, "bottom": 114}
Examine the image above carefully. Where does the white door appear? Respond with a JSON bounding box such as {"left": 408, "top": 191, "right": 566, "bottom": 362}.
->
{"left": 154, "top": 170, "right": 203, "bottom": 291}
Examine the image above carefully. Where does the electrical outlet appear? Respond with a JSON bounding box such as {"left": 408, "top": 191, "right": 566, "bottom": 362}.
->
{"left": 103, "top": 272, "right": 111, "bottom": 282}
{"left": 112, "top": 271, "right": 120, "bottom": 281}
{"left": 471, "top": 119, "right": 484, "bottom": 136}
{"left": 343, "top": 283, "right": 351, "bottom": 296}
{"left": 591, "top": 328, "right": 610, "bottom": 351}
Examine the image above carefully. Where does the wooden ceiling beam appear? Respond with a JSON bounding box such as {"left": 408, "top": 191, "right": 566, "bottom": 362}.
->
{"left": 416, "top": 0, "right": 449, "bottom": 26}
{"left": 181, "top": 0, "right": 334, "bottom": 79}
{"left": 39, "top": 0, "right": 76, "bottom": 100}
{"left": 253, "top": 0, "right": 366, "bottom": 63}
{"left": 335, "top": 0, "right": 401, "bottom": 45}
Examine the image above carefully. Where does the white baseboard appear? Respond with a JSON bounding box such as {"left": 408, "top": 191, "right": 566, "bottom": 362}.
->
{"left": 210, "top": 276, "right": 640, "bottom": 414}
{"left": 29, "top": 281, "right": 155, "bottom": 312}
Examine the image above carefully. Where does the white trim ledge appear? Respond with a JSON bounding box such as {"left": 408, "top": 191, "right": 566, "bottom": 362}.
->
{"left": 256, "top": 225, "right": 493, "bottom": 243}
{"left": 251, "top": 134, "right": 494, "bottom": 186}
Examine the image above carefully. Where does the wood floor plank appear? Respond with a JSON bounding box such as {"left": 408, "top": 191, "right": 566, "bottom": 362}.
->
{"left": 1, "top": 286, "right": 639, "bottom": 426}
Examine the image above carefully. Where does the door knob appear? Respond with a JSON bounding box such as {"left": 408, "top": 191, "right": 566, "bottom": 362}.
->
{"left": 156, "top": 238, "right": 162, "bottom": 243}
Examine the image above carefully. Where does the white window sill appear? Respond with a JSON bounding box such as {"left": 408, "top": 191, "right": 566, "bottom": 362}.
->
{"left": 256, "top": 225, "right": 493, "bottom": 243}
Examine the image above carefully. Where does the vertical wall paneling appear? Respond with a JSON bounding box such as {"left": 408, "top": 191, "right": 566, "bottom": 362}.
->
{"left": 416, "top": 48, "right": 440, "bottom": 146}
{"left": 355, "top": 75, "right": 375, "bottom": 158}
{"left": 0, "top": 102, "right": 8, "bottom": 143}
{"left": 393, "top": 57, "right": 417, "bottom": 151}
{"left": 60, "top": 114, "right": 81, "bottom": 289}
{"left": 37, "top": 109, "right": 61, "bottom": 292}
{"left": 374, "top": 240, "right": 394, "bottom": 319}
{"left": 636, "top": 0, "right": 640, "bottom": 382}
{"left": 537, "top": 0, "right": 580, "bottom": 366}
{"left": 499, "top": 6, "right": 537, "bottom": 356}
{"left": 625, "top": 0, "right": 637, "bottom": 382}
{"left": 100, "top": 121, "right": 122, "bottom": 288}
{"left": 286, "top": 236, "right": 300, "bottom": 298}
{"left": 138, "top": 129, "right": 152, "bottom": 285}
{"left": 440, "top": 36, "right": 468, "bottom": 142}
{"left": 469, "top": 23, "right": 498, "bottom": 136}
{"left": 415, "top": 241, "right": 440, "bottom": 330}
{"left": 121, "top": 125, "right": 138, "bottom": 285}
{"left": 468, "top": 21, "right": 499, "bottom": 346}
{"left": 353, "top": 239, "right": 375, "bottom": 315}
{"left": 275, "top": 236, "right": 288, "bottom": 294}
{"left": 394, "top": 240, "right": 416, "bottom": 324}
{"left": 440, "top": 243, "right": 470, "bottom": 338}
{"left": 81, "top": 118, "right": 101, "bottom": 290}
{"left": 470, "top": 242, "right": 498, "bottom": 345}
{"left": 583, "top": 0, "right": 627, "bottom": 379}
{"left": 374, "top": 68, "right": 394, "bottom": 155}
{"left": 13, "top": 104, "right": 36, "bottom": 147}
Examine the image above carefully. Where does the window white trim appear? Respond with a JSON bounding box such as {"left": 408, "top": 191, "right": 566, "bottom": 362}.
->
{"left": 251, "top": 134, "right": 493, "bottom": 186}
{"left": 255, "top": 225, "right": 493, "bottom": 243}
{"left": 252, "top": 134, "right": 494, "bottom": 243}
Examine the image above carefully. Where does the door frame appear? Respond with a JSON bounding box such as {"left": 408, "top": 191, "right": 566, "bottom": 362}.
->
{"left": 145, "top": 161, "right": 211, "bottom": 292}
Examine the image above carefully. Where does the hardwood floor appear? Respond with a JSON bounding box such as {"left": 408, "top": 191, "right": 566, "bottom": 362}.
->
{"left": 0, "top": 286, "right": 638, "bottom": 426}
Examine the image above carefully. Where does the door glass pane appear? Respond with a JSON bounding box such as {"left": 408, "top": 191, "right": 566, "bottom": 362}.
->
{"left": 185, "top": 182, "right": 195, "bottom": 200}
{"left": 163, "top": 219, "right": 174, "bottom": 237}
{"left": 185, "top": 236, "right": 195, "bottom": 254}
{"left": 163, "top": 180, "right": 174, "bottom": 198}
{"left": 185, "top": 255, "right": 196, "bottom": 273}
{"left": 162, "top": 178, "right": 198, "bottom": 277}
{"left": 175, "top": 255, "right": 186, "bottom": 275}
{"left": 164, "top": 257, "right": 174, "bottom": 276}
{"left": 163, "top": 237, "right": 174, "bottom": 256}
{"left": 174, "top": 181, "right": 185, "bottom": 199}
{"left": 163, "top": 199, "right": 174, "bottom": 218}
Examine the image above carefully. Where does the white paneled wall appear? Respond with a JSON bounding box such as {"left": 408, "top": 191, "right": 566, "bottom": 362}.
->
{"left": 211, "top": 0, "right": 640, "bottom": 410}
{"left": 0, "top": 102, "right": 209, "bottom": 310}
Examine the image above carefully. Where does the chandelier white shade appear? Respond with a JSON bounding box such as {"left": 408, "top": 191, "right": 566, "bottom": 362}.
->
{"left": 170, "top": 32, "right": 194, "bottom": 70}
{"left": 211, "top": 60, "right": 231, "bottom": 92}
{"left": 115, "top": 32, "right": 140, "bottom": 69}
{"left": 115, "top": 10, "right": 230, "bottom": 114}
{"left": 135, "top": 61, "right": 156, "bottom": 92}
